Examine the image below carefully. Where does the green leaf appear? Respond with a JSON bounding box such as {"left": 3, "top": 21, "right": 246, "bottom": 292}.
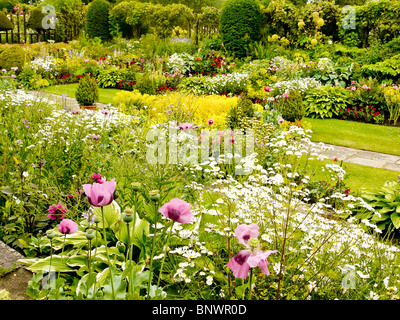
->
{"left": 103, "top": 274, "right": 127, "bottom": 300}
{"left": 391, "top": 212, "right": 400, "bottom": 229}
{"left": 93, "top": 201, "right": 122, "bottom": 229}
{"left": 21, "top": 255, "right": 75, "bottom": 273}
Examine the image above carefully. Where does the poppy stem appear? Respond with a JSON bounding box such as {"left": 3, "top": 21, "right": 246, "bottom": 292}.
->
{"left": 147, "top": 200, "right": 159, "bottom": 299}
{"left": 248, "top": 269, "right": 253, "bottom": 300}
{"left": 157, "top": 221, "right": 174, "bottom": 288}
{"left": 101, "top": 206, "right": 115, "bottom": 299}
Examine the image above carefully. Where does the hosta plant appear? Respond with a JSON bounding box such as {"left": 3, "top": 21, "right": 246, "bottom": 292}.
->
{"left": 361, "top": 180, "right": 400, "bottom": 232}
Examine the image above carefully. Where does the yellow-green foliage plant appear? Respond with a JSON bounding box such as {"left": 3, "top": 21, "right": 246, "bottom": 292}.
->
{"left": 383, "top": 86, "right": 400, "bottom": 125}
{"left": 112, "top": 91, "right": 239, "bottom": 128}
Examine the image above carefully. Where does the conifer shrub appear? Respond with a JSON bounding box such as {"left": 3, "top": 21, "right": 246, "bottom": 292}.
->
{"left": 75, "top": 74, "right": 99, "bottom": 106}
{"left": 86, "top": 0, "right": 111, "bottom": 42}
{"left": 276, "top": 90, "right": 305, "bottom": 122}
{"left": 220, "top": 0, "right": 262, "bottom": 58}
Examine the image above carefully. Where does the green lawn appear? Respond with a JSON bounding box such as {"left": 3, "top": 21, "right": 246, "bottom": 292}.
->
{"left": 305, "top": 118, "right": 400, "bottom": 156}
{"left": 310, "top": 158, "right": 399, "bottom": 194}
{"left": 42, "top": 83, "right": 121, "bottom": 105}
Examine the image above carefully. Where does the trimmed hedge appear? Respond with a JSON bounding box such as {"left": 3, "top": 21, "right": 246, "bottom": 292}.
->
{"left": 27, "top": 8, "right": 46, "bottom": 33}
{"left": 220, "top": 0, "right": 263, "bottom": 58}
{"left": 0, "top": 11, "right": 12, "bottom": 31}
{"left": 86, "top": 0, "right": 111, "bottom": 42}
{"left": 0, "top": 45, "right": 25, "bottom": 73}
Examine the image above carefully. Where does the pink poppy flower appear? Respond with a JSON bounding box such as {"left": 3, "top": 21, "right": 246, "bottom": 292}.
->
{"left": 158, "top": 198, "right": 194, "bottom": 224}
{"left": 48, "top": 202, "right": 68, "bottom": 220}
{"left": 227, "top": 223, "right": 278, "bottom": 279}
{"left": 235, "top": 223, "right": 260, "bottom": 245}
{"left": 58, "top": 219, "right": 78, "bottom": 235}
{"left": 83, "top": 178, "right": 116, "bottom": 207}
{"left": 178, "top": 122, "right": 200, "bottom": 130}
{"left": 207, "top": 119, "right": 214, "bottom": 126}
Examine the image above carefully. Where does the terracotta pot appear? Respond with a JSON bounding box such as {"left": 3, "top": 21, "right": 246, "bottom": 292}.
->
{"left": 82, "top": 105, "right": 97, "bottom": 111}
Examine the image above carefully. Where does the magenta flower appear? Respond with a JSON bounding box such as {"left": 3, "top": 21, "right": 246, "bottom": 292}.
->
{"left": 48, "top": 203, "right": 68, "bottom": 220}
{"left": 92, "top": 134, "right": 100, "bottom": 140}
{"left": 58, "top": 219, "right": 78, "bottom": 235}
{"left": 227, "top": 224, "right": 278, "bottom": 279}
{"left": 11, "top": 75, "right": 16, "bottom": 78}
{"left": 102, "top": 109, "right": 111, "bottom": 115}
{"left": 282, "top": 93, "right": 289, "bottom": 99}
{"left": 92, "top": 173, "right": 105, "bottom": 184}
{"left": 83, "top": 178, "right": 116, "bottom": 207}
{"left": 2, "top": 69, "right": 6, "bottom": 73}
{"left": 278, "top": 118, "right": 284, "bottom": 124}
{"left": 207, "top": 119, "right": 214, "bottom": 126}
{"left": 158, "top": 198, "right": 194, "bottom": 224}
{"left": 264, "top": 86, "right": 272, "bottom": 92}
{"left": 72, "top": 108, "right": 80, "bottom": 115}
{"left": 11, "top": 67, "right": 18, "bottom": 71}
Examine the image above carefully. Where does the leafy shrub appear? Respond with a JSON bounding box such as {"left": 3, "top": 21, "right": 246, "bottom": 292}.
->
{"left": 0, "top": 0, "right": 14, "bottom": 13}
{"left": 0, "top": 11, "right": 12, "bottom": 30}
{"left": 75, "top": 74, "right": 99, "bottom": 106}
{"left": 349, "top": 78, "right": 387, "bottom": 114}
{"left": 304, "top": 85, "right": 349, "bottom": 118}
{"left": 86, "top": 0, "right": 111, "bottom": 42}
{"left": 220, "top": 0, "right": 263, "bottom": 58}
{"left": 0, "top": 45, "right": 26, "bottom": 74}
{"left": 275, "top": 90, "right": 305, "bottom": 122}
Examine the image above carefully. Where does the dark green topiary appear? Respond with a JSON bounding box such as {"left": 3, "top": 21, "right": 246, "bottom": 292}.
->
{"left": 220, "top": 0, "right": 263, "bottom": 58}
{"left": 86, "top": 0, "right": 111, "bottom": 42}
{"left": 0, "top": 0, "right": 14, "bottom": 13}
{"left": 26, "top": 8, "right": 46, "bottom": 34}
{"left": 0, "top": 11, "right": 12, "bottom": 30}
{"left": 0, "top": 45, "right": 25, "bottom": 73}
{"left": 75, "top": 74, "right": 99, "bottom": 106}
{"left": 276, "top": 90, "right": 305, "bottom": 122}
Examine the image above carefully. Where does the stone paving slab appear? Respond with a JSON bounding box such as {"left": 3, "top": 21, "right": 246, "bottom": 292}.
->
{"left": 0, "top": 241, "right": 32, "bottom": 300}
{"left": 310, "top": 143, "right": 400, "bottom": 172}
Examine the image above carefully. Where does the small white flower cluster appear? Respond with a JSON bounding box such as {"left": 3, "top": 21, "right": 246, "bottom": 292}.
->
{"left": 270, "top": 77, "right": 321, "bottom": 97}
{"left": 30, "top": 56, "right": 57, "bottom": 75}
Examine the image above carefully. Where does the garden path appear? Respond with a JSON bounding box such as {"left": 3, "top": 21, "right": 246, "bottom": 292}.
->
{"left": 32, "top": 91, "right": 400, "bottom": 172}
{"left": 311, "top": 143, "right": 400, "bottom": 172}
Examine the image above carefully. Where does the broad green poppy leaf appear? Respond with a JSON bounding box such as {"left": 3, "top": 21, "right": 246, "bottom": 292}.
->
{"left": 93, "top": 201, "right": 122, "bottom": 229}
{"left": 21, "top": 255, "right": 75, "bottom": 273}
{"left": 103, "top": 274, "right": 127, "bottom": 300}
{"left": 67, "top": 255, "right": 89, "bottom": 268}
